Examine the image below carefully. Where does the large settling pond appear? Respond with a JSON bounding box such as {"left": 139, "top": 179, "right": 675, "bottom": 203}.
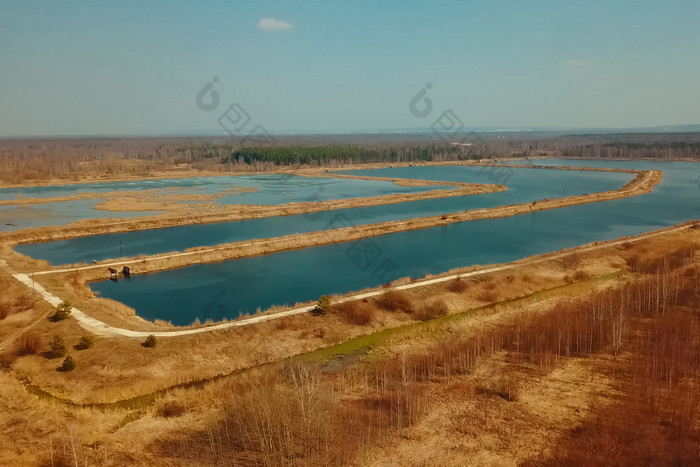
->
{"left": 16, "top": 166, "right": 629, "bottom": 264}
{"left": 0, "top": 174, "right": 446, "bottom": 232}
{"left": 78, "top": 159, "right": 700, "bottom": 325}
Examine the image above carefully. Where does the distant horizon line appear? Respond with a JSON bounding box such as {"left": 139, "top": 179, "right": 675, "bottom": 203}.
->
{"left": 2, "top": 123, "right": 700, "bottom": 140}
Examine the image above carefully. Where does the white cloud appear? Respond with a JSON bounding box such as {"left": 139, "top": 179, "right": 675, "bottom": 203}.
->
{"left": 258, "top": 18, "right": 292, "bottom": 31}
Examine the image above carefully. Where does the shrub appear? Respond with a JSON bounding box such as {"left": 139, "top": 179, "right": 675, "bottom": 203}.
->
{"left": 572, "top": 270, "right": 589, "bottom": 281}
{"left": 0, "top": 353, "right": 17, "bottom": 370}
{"left": 416, "top": 300, "right": 449, "bottom": 321}
{"left": 560, "top": 253, "right": 581, "bottom": 270}
{"left": 315, "top": 295, "right": 332, "bottom": 315}
{"left": 0, "top": 303, "right": 10, "bottom": 320}
{"left": 142, "top": 334, "right": 157, "bottom": 348}
{"left": 334, "top": 301, "right": 375, "bottom": 325}
{"left": 14, "top": 293, "right": 36, "bottom": 312}
{"left": 158, "top": 400, "right": 186, "bottom": 418}
{"left": 477, "top": 370, "right": 520, "bottom": 402}
{"left": 447, "top": 277, "right": 468, "bottom": 293}
{"left": 48, "top": 335, "right": 67, "bottom": 358}
{"left": 59, "top": 355, "right": 75, "bottom": 372}
{"left": 477, "top": 290, "right": 498, "bottom": 303}
{"left": 76, "top": 335, "right": 95, "bottom": 350}
{"left": 375, "top": 290, "right": 414, "bottom": 314}
{"left": 15, "top": 333, "right": 42, "bottom": 356}
{"left": 276, "top": 317, "right": 294, "bottom": 330}
{"left": 520, "top": 273, "right": 534, "bottom": 284}
{"left": 51, "top": 301, "right": 72, "bottom": 322}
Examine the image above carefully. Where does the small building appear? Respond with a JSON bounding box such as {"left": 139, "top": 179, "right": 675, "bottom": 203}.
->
{"left": 122, "top": 266, "right": 131, "bottom": 278}
{"left": 108, "top": 267, "right": 118, "bottom": 279}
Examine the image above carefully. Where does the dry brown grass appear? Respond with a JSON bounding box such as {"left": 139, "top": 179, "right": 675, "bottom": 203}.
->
{"left": 447, "top": 277, "right": 468, "bottom": 293}
{"left": 375, "top": 290, "right": 414, "bottom": 314}
{"left": 361, "top": 259, "right": 699, "bottom": 464}
{"left": 0, "top": 239, "right": 696, "bottom": 465}
{"left": 157, "top": 399, "right": 187, "bottom": 418}
{"left": 415, "top": 299, "right": 449, "bottom": 321}
{"left": 477, "top": 289, "right": 499, "bottom": 302}
{"left": 6, "top": 225, "right": 697, "bottom": 408}
{"left": 626, "top": 245, "right": 696, "bottom": 274}
{"left": 475, "top": 367, "right": 521, "bottom": 402}
{"left": 159, "top": 263, "right": 697, "bottom": 465}
{"left": 572, "top": 269, "right": 589, "bottom": 281}
{"left": 13, "top": 293, "right": 36, "bottom": 312}
{"left": 333, "top": 301, "right": 376, "bottom": 325}
{"left": 15, "top": 333, "right": 42, "bottom": 356}
{"left": 559, "top": 252, "right": 581, "bottom": 270}
{"left": 537, "top": 277, "right": 700, "bottom": 466}
{"left": 0, "top": 353, "right": 17, "bottom": 370}
{"left": 0, "top": 302, "right": 10, "bottom": 320}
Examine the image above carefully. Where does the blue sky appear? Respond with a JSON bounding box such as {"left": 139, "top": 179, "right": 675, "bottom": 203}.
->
{"left": 1, "top": 1, "right": 699, "bottom": 136}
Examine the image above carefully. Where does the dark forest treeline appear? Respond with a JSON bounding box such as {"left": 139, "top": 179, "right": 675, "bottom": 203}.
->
{"left": 229, "top": 144, "right": 464, "bottom": 165}
{"left": 0, "top": 139, "right": 504, "bottom": 182}
{"left": 1, "top": 133, "right": 699, "bottom": 182}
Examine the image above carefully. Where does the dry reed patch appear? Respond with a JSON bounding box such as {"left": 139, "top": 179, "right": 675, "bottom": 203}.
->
{"left": 558, "top": 252, "right": 582, "bottom": 271}
{"left": 0, "top": 372, "right": 142, "bottom": 467}
{"left": 415, "top": 300, "right": 449, "bottom": 321}
{"left": 358, "top": 356, "right": 615, "bottom": 467}
{"left": 572, "top": 269, "right": 589, "bottom": 281}
{"left": 447, "top": 277, "right": 468, "bottom": 293}
{"left": 14, "top": 333, "right": 42, "bottom": 356}
{"left": 155, "top": 367, "right": 351, "bottom": 465}
{"left": 0, "top": 302, "right": 11, "bottom": 320}
{"left": 375, "top": 290, "right": 415, "bottom": 314}
{"left": 156, "top": 399, "right": 187, "bottom": 418}
{"left": 333, "top": 301, "right": 376, "bottom": 326}
{"left": 476, "top": 289, "right": 499, "bottom": 303}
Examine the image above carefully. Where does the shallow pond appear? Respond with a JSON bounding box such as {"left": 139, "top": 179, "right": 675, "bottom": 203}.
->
{"left": 88, "top": 158, "right": 700, "bottom": 326}
{"left": 1, "top": 174, "right": 447, "bottom": 231}
{"left": 0, "top": 199, "right": 161, "bottom": 233}
{"left": 0, "top": 174, "right": 442, "bottom": 202}
{"left": 16, "top": 166, "right": 629, "bottom": 264}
